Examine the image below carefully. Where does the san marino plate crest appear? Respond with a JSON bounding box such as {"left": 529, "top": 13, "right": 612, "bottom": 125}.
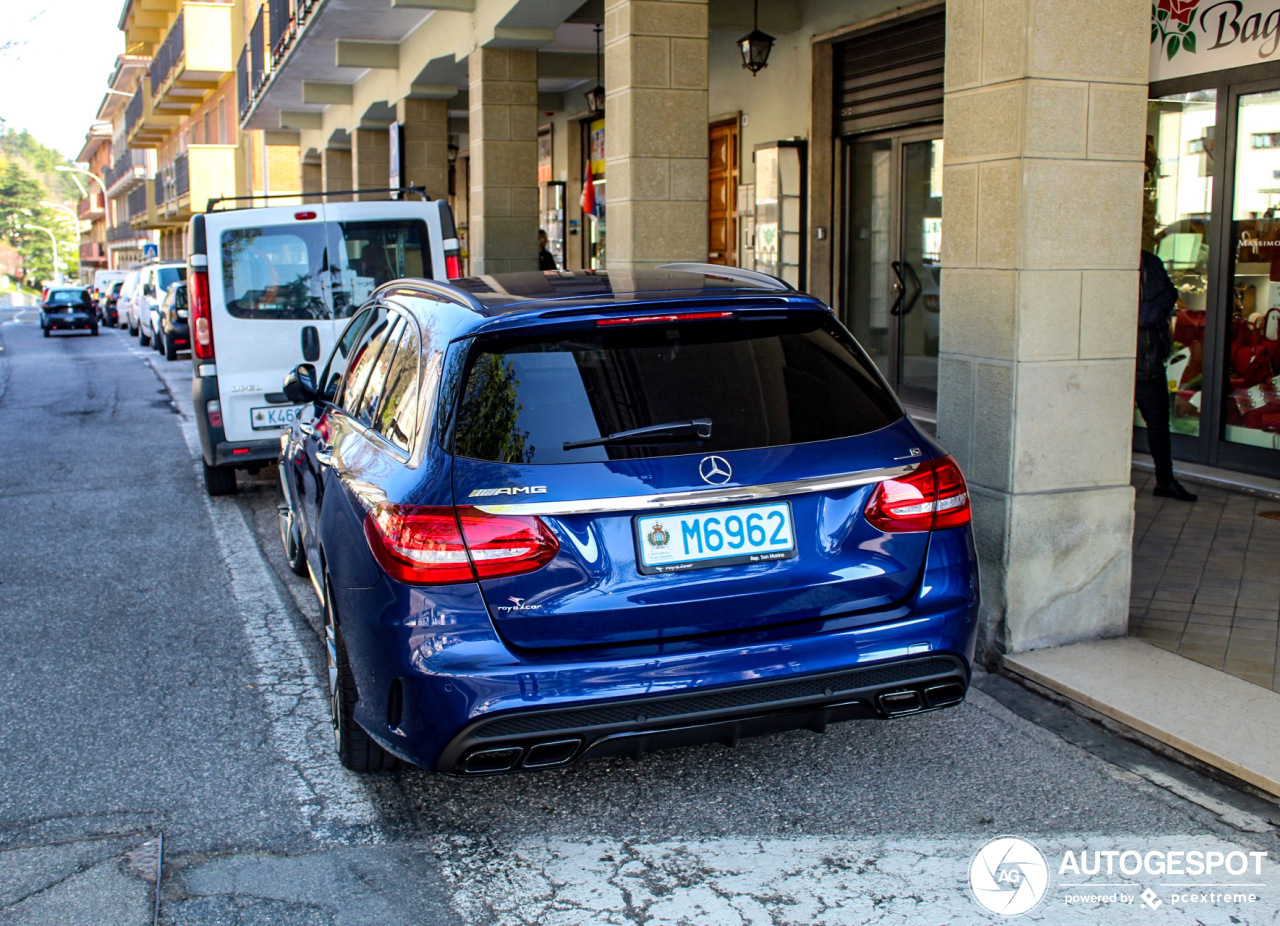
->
{"left": 646, "top": 523, "right": 671, "bottom": 548}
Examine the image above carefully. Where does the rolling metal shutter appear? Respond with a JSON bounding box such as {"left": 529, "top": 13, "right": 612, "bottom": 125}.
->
{"left": 834, "top": 11, "right": 946, "bottom": 137}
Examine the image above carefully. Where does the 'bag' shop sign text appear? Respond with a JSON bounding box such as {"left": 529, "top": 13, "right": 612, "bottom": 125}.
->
{"left": 1152, "top": 0, "right": 1280, "bottom": 80}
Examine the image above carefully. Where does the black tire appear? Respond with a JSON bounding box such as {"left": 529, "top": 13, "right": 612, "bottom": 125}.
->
{"left": 164, "top": 331, "right": 177, "bottom": 361}
{"left": 202, "top": 460, "right": 237, "bottom": 496}
{"left": 90, "top": 325, "right": 99, "bottom": 336}
{"left": 128, "top": 321, "right": 137, "bottom": 336}
{"left": 278, "top": 501, "right": 309, "bottom": 577}
{"left": 153, "top": 328, "right": 163, "bottom": 353}
{"left": 42, "top": 326, "right": 50, "bottom": 338}
{"left": 325, "top": 577, "right": 397, "bottom": 772}
{"left": 139, "top": 327, "right": 150, "bottom": 347}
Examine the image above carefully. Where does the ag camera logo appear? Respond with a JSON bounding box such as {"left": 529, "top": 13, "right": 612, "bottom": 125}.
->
{"left": 969, "top": 836, "right": 1049, "bottom": 916}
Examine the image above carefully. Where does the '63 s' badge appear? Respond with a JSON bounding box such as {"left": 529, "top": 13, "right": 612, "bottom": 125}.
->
{"left": 646, "top": 524, "right": 671, "bottom": 548}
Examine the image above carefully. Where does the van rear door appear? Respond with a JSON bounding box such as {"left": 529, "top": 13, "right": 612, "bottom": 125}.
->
{"left": 204, "top": 201, "right": 447, "bottom": 444}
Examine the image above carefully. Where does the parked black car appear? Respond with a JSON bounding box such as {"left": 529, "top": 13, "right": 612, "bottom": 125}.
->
{"left": 156, "top": 280, "right": 189, "bottom": 361}
{"left": 41, "top": 287, "right": 98, "bottom": 337}
{"left": 100, "top": 280, "right": 125, "bottom": 326}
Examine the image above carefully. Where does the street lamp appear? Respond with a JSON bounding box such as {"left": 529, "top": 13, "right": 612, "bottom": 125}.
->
{"left": 40, "top": 201, "right": 81, "bottom": 227}
{"left": 23, "top": 223, "right": 62, "bottom": 284}
{"left": 55, "top": 165, "right": 108, "bottom": 199}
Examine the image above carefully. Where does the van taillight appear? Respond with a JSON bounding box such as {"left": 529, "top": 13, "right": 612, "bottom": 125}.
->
{"left": 445, "top": 250, "right": 462, "bottom": 279}
{"left": 363, "top": 504, "right": 558, "bottom": 585}
{"left": 864, "top": 456, "right": 971, "bottom": 532}
{"left": 190, "top": 267, "right": 214, "bottom": 360}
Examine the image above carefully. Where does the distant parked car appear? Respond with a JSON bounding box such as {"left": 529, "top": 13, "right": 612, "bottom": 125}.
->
{"left": 40, "top": 286, "right": 98, "bottom": 337}
{"left": 117, "top": 270, "right": 143, "bottom": 330}
{"left": 99, "top": 280, "right": 125, "bottom": 326}
{"left": 155, "top": 280, "right": 189, "bottom": 361}
{"left": 131, "top": 261, "right": 186, "bottom": 347}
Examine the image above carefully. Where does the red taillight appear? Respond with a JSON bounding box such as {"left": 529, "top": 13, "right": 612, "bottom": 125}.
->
{"left": 190, "top": 267, "right": 214, "bottom": 360}
{"left": 295, "top": 211, "right": 317, "bottom": 220}
{"left": 445, "top": 252, "right": 462, "bottom": 279}
{"left": 597, "top": 311, "right": 735, "bottom": 327}
{"left": 864, "top": 456, "right": 971, "bottom": 533}
{"left": 363, "top": 504, "right": 559, "bottom": 585}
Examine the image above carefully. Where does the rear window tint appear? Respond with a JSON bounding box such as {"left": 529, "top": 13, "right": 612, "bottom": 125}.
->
{"left": 157, "top": 266, "right": 186, "bottom": 292}
{"left": 453, "top": 313, "right": 902, "bottom": 464}
{"left": 47, "top": 290, "right": 92, "bottom": 306}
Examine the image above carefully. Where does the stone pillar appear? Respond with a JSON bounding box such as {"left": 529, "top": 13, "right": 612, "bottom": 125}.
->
{"left": 397, "top": 97, "right": 450, "bottom": 201}
{"left": 468, "top": 47, "right": 539, "bottom": 274}
{"left": 939, "top": 0, "right": 1149, "bottom": 658}
{"left": 603, "top": 0, "right": 708, "bottom": 271}
{"left": 352, "top": 127, "right": 391, "bottom": 201}
{"left": 322, "top": 146, "right": 352, "bottom": 203}
{"left": 301, "top": 159, "right": 322, "bottom": 204}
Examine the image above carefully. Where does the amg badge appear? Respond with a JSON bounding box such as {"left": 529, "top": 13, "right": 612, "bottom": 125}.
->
{"left": 468, "top": 486, "right": 549, "bottom": 498}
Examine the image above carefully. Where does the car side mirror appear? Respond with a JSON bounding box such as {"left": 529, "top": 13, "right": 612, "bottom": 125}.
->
{"left": 283, "top": 363, "right": 319, "bottom": 404}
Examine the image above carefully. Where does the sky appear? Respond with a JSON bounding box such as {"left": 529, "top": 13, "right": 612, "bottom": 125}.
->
{"left": 0, "top": 1, "right": 130, "bottom": 160}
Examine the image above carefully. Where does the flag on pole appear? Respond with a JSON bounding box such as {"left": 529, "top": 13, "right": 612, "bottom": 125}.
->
{"left": 580, "top": 161, "right": 596, "bottom": 217}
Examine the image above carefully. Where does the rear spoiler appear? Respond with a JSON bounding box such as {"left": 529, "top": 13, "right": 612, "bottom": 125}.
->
{"left": 205, "top": 185, "right": 433, "bottom": 213}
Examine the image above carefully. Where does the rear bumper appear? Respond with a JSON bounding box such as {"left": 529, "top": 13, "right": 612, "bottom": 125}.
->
{"left": 437, "top": 654, "right": 969, "bottom": 775}
{"left": 192, "top": 372, "right": 280, "bottom": 467}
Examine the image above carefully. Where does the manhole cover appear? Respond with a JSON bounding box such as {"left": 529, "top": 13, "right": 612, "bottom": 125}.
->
{"left": 1259, "top": 511, "right": 1280, "bottom": 521}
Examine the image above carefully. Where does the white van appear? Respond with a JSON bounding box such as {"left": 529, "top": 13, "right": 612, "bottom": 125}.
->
{"left": 116, "top": 269, "right": 143, "bottom": 329}
{"left": 186, "top": 196, "right": 460, "bottom": 495}
{"left": 91, "top": 269, "right": 126, "bottom": 305}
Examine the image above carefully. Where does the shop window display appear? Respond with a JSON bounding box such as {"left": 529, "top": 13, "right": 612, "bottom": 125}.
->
{"left": 1227, "top": 90, "right": 1280, "bottom": 451}
{"left": 1144, "top": 92, "right": 1216, "bottom": 439}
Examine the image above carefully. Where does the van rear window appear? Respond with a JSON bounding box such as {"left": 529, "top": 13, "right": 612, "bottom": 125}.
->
{"left": 453, "top": 313, "right": 903, "bottom": 464}
{"left": 220, "top": 219, "right": 432, "bottom": 320}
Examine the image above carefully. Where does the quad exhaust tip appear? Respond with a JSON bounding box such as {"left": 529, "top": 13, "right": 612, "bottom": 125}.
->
{"left": 460, "top": 738, "right": 583, "bottom": 775}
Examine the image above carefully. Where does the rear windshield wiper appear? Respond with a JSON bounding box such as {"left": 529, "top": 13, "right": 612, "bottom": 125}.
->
{"left": 564, "top": 418, "right": 712, "bottom": 451}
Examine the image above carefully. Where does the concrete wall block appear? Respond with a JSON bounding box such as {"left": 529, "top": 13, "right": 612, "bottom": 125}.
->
{"left": 509, "top": 105, "right": 538, "bottom": 142}
{"left": 976, "top": 160, "right": 1020, "bottom": 269}
{"left": 604, "top": 91, "right": 632, "bottom": 161}
{"left": 1087, "top": 83, "right": 1147, "bottom": 161}
{"left": 1011, "top": 358, "right": 1135, "bottom": 492}
{"left": 941, "top": 164, "right": 979, "bottom": 268}
{"left": 936, "top": 353, "right": 976, "bottom": 468}
{"left": 1021, "top": 159, "right": 1143, "bottom": 270}
{"left": 982, "top": 0, "right": 1028, "bottom": 84}
{"left": 1003, "top": 485, "right": 1134, "bottom": 652}
{"left": 628, "top": 35, "right": 672, "bottom": 88}
{"left": 479, "top": 215, "right": 540, "bottom": 265}
{"left": 669, "top": 156, "right": 707, "bottom": 200}
{"left": 945, "top": 0, "right": 983, "bottom": 92}
{"left": 477, "top": 186, "right": 511, "bottom": 217}
{"left": 945, "top": 83, "right": 1023, "bottom": 163}
{"left": 476, "top": 47, "right": 510, "bottom": 82}
{"left": 1080, "top": 269, "right": 1139, "bottom": 360}
{"left": 627, "top": 157, "right": 671, "bottom": 200}
{"left": 971, "top": 360, "right": 1014, "bottom": 492}
{"left": 1017, "top": 270, "right": 1082, "bottom": 361}
{"left": 474, "top": 139, "right": 537, "bottom": 188}
{"left": 605, "top": 36, "right": 633, "bottom": 89}
{"left": 480, "top": 104, "right": 511, "bottom": 141}
{"left": 1028, "top": 0, "right": 1150, "bottom": 84}
{"left": 604, "top": 3, "right": 628, "bottom": 45}
{"left": 508, "top": 48, "right": 537, "bottom": 82}
{"left": 968, "top": 484, "right": 1011, "bottom": 662}
{"left": 1025, "top": 79, "right": 1088, "bottom": 158}
{"left": 509, "top": 185, "right": 540, "bottom": 219}
{"left": 629, "top": 200, "right": 707, "bottom": 262}
{"left": 629, "top": 89, "right": 709, "bottom": 159}
{"left": 609, "top": 200, "right": 633, "bottom": 260}
{"left": 670, "top": 36, "right": 707, "bottom": 90}
{"left": 940, "top": 268, "right": 1017, "bottom": 360}
{"left": 628, "top": 0, "right": 707, "bottom": 39}
{"left": 472, "top": 80, "right": 537, "bottom": 107}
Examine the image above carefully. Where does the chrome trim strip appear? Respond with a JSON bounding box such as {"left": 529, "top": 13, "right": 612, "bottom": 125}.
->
{"left": 471, "top": 463, "right": 919, "bottom": 516}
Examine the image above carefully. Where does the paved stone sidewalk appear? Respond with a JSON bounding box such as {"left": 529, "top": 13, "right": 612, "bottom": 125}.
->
{"left": 1130, "top": 471, "right": 1280, "bottom": 692}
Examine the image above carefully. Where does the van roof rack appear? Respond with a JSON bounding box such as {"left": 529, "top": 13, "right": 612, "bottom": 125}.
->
{"left": 205, "top": 186, "right": 432, "bottom": 212}
{"left": 656, "top": 262, "right": 794, "bottom": 292}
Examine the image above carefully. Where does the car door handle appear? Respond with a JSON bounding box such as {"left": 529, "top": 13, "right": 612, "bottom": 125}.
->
{"left": 315, "top": 449, "right": 333, "bottom": 466}
{"left": 298, "top": 422, "right": 314, "bottom": 436}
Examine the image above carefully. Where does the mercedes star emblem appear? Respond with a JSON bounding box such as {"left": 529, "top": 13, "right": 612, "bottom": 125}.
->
{"left": 699, "top": 455, "right": 732, "bottom": 485}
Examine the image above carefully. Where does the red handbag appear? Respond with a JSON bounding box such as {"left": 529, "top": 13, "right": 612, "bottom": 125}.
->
{"left": 1230, "top": 317, "right": 1280, "bottom": 387}
{"left": 1173, "top": 307, "right": 1205, "bottom": 346}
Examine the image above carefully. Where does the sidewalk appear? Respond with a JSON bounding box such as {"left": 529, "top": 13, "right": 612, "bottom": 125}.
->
{"left": 1004, "top": 469, "right": 1280, "bottom": 799}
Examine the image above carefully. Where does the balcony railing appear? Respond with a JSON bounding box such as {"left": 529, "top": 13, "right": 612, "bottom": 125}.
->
{"left": 80, "top": 242, "right": 107, "bottom": 262}
{"left": 239, "top": 0, "right": 320, "bottom": 124}
{"left": 155, "top": 174, "right": 168, "bottom": 208}
{"left": 237, "top": 47, "right": 249, "bottom": 119}
{"left": 125, "top": 85, "right": 144, "bottom": 138}
{"left": 128, "top": 184, "right": 148, "bottom": 217}
{"left": 151, "top": 10, "right": 184, "bottom": 92}
{"left": 174, "top": 151, "right": 190, "bottom": 197}
{"left": 105, "top": 149, "right": 147, "bottom": 192}
{"left": 109, "top": 223, "right": 142, "bottom": 242}
{"left": 77, "top": 193, "right": 106, "bottom": 220}
{"left": 250, "top": 8, "right": 265, "bottom": 95}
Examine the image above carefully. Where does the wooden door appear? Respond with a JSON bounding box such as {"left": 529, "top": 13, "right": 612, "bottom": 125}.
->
{"left": 708, "top": 119, "right": 738, "bottom": 266}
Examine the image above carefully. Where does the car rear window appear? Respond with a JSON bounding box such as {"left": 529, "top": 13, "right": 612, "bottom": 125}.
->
{"left": 220, "top": 219, "right": 431, "bottom": 321}
{"left": 157, "top": 266, "right": 186, "bottom": 292}
{"left": 47, "top": 290, "right": 92, "bottom": 307}
{"left": 452, "top": 312, "right": 902, "bottom": 464}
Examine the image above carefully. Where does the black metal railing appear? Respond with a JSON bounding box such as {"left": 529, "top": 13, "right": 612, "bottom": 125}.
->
{"left": 151, "top": 10, "right": 185, "bottom": 93}
{"left": 154, "top": 174, "right": 166, "bottom": 207}
{"left": 128, "top": 185, "right": 147, "bottom": 216}
{"left": 105, "top": 149, "right": 146, "bottom": 190}
{"left": 269, "top": 0, "right": 291, "bottom": 61}
{"left": 250, "top": 7, "right": 265, "bottom": 94}
{"left": 109, "top": 223, "right": 140, "bottom": 242}
{"left": 174, "top": 151, "right": 190, "bottom": 197}
{"left": 125, "top": 83, "right": 144, "bottom": 136}
{"left": 236, "top": 47, "right": 249, "bottom": 119}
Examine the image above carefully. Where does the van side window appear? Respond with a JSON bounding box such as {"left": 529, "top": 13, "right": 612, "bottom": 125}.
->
{"left": 320, "top": 307, "right": 372, "bottom": 402}
{"left": 336, "top": 308, "right": 391, "bottom": 415}
{"left": 330, "top": 220, "right": 431, "bottom": 317}
{"left": 352, "top": 316, "right": 406, "bottom": 427}
{"left": 220, "top": 225, "right": 330, "bottom": 320}
{"left": 372, "top": 319, "right": 421, "bottom": 452}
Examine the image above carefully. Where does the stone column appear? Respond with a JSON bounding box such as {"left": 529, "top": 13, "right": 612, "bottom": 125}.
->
{"left": 301, "top": 158, "right": 322, "bottom": 204}
{"left": 468, "top": 47, "right": 539, "bottom": 274}
{"left": 352, "top": 127, "right": 391, "bottom": 201}
{"left": 603, "top": 0, "right": 708, "bottom": 271}
{"left": 938, "top": 0, "right": 1150, "bottom": 657}
{"left": 322, "top": 146, "right": 352, "bottom": 203}
{"left": 397, "top": 97, "right": 450, "bottom": 202}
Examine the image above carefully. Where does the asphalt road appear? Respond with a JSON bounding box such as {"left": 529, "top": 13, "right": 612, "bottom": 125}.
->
{"left": 1, "top": 293, "right": 1278, "bottom": 925}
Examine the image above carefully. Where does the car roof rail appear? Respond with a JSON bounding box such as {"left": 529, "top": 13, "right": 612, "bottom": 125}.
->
{"left": 656, "top": 262, "right": 794, "bottom": 292}
{"left": 373, "top": 278, "right": 486, "bottom": 314}
{"left": 204, "top": 186, "right": 433, "bottom": 212}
